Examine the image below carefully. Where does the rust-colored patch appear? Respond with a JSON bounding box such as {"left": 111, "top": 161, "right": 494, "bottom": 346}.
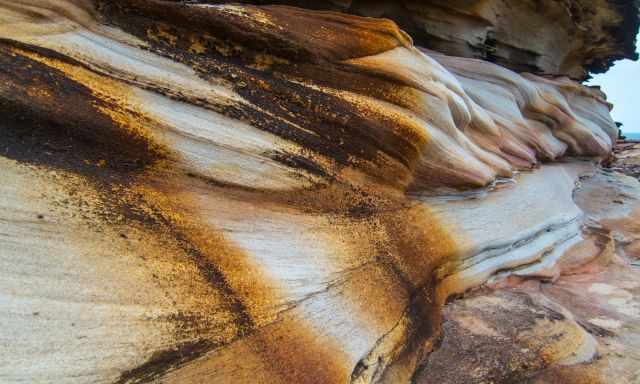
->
{"left": 528, "top": 364, "right": 605, "bottom": 384}
{"left": 12, "top": 45, "right": 166, "bottom": 160}
{"left": 0, "top": 5, "right": 468, "bottom": 383}
{"left": 98, "top": 1, "right": 411, "bottom": 64}
{"left": 250, "top": 321, "right": 352, "bottom": 384}
{"left": 0, "top": 41, "right": 166, "bottom": 176}
{"left": 97, "top": 0, "right": 431, "bottom": 189}
{"left": 146, "top": 23, "right": 177, "bottom": 46}
{"left": 116, "top": 339, "right": 215, "bottom": 384}
{"left": 415, "top": 290, "right": 594, "bottom": 384}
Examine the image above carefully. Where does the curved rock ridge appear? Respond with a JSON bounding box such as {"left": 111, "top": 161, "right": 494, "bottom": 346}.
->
{"left": 0, "top": 2, "right": 630, "bottom": 384}
{"left": 1, "top": 0, "right": 617, "bottom": 191}
{"left": 208, "top": 0, "right": 640, "bottom": 79}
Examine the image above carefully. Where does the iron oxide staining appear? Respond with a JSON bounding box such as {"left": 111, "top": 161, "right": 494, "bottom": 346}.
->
{"left": 115, "top": 339, "right": 216, "bottom": 384}
{"left": 0, "top": 2, "right": 635, "bottom": 384}
{"left": 0, "top": 42, "right": 163, "bottom": 176}
{"left": 97, "top": 1, "right": 427, "bottom": 189}
{"left": 0, "top": 20, "right": 457, "bottom": 383}
{"left": 96, "top": 0, "right": 619, "bottom": 190}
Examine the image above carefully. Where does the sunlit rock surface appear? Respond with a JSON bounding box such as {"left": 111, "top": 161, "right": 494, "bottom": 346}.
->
{"left": 0, "top": 1, "right": 638, "bottom": 383}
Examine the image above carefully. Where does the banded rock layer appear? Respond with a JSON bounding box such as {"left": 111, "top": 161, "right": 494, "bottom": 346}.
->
{"left": 0, "top": 1, "right": 637, "bottom": 384}
{"left": 216, "top": 0, "right": 640, "bottom": 78}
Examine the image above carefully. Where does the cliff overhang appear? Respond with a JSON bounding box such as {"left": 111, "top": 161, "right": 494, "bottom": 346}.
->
{"left": 199, "top": 0, "right": 640, "bottom": 79}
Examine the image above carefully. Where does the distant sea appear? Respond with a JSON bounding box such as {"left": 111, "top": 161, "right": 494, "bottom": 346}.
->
{"left": 624, "top": 132, "right": 640, "bottom": 141}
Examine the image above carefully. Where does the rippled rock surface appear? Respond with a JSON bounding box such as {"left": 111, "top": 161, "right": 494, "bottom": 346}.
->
{"left": 0, "top": 1, "right": 638, "bottom": 383}
{"left": 205, "top": 0, "right": 640, "bottom": 78}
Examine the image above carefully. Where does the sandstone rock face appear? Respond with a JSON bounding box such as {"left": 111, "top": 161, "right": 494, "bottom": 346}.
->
{"left": 229, "top": 0, "right": 640, "bottom": 79}
{"left": 0, "top": 1, "right": 638, "bottom": 384}
{"left": 418, "top": 168, "right": 640, "bottom": 384}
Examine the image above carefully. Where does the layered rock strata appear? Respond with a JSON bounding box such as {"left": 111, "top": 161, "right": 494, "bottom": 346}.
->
{"left": 0, "top": 1, "right": 637, "bottom": 383}
{"left": 212, "top": 0, "right": 640, "bottom": 78}
{"left": 418, "top": 167, "right": 640, "bottom": 384}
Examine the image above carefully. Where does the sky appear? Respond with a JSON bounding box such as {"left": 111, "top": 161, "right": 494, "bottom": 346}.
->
{"left": 587, "top": 32, "right": 640, "bottom": 133}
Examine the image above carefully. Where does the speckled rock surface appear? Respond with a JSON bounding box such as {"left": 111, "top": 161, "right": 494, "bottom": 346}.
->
{"left": 417, "top": 167, "right": 640, "bottom": 384}
{"left": 217, "top": 0, "right": 640, "bottom": 79}
{"left": 0, "top": 1, "right": 638, "bottom": 384}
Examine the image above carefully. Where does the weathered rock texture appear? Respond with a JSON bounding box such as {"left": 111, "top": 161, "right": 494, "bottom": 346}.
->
{"left": 0, "top": 1, "right": 638, "bottom": 384}
{"left": 215, "top": 0, "right": 640, "bottom": 79}
{"left": 418, "top": 168, "right": 640, "bottom": 384}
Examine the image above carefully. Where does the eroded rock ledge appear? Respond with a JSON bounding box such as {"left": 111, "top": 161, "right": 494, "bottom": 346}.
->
{"left": 0, "top": 1, "right": 638, "bottom": 384}
{"left": 202, "top": 0, "right": 640, "bottom": 79}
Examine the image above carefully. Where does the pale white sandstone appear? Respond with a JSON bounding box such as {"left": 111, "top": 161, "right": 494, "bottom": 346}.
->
{"left": 0, "top": 2, "right": 635, "bottom": 384}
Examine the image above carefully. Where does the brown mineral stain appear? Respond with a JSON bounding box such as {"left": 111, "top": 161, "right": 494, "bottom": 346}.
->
{"left": 249, "top": 53, "right": 290, "bottom": 71}
{"left": 529, "top": 364, "right": 605, "bottom": 384}
{"left": 146, "top": 23, "right": 177, "bottom": 46}
{"left": 0, "top": 44, "right": 165, "bottom": 175}
{"left": 0, "top": 6, "right": 467, "bottom": 383}
{"left": 187, "top": 35, "right": 207, "bottom": 55}
{"left": 98, "top": 1, "right": 445, "bottom": 190}
{"left": 107, "top": 176, "right": 364, "bottom": 383}
{"left": 121, "top": 167, "right": 462, "bottom": 383}
{"left": 525, "top": 318, "right": 586, "bottom": 365}
{"left": 128, "top": 182, "right": 273, "bottom": 326}
{"left": 100, "top": 1, "right": 411, "bottom": 64}
{"left": 11, "top": 46, "right": 166, "bottom": 161}
{"left": 116, "top": 339, "right": 216, "bottom": 384}
{"left": 251, "top": 321, "right": 352, "bottom": 384}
